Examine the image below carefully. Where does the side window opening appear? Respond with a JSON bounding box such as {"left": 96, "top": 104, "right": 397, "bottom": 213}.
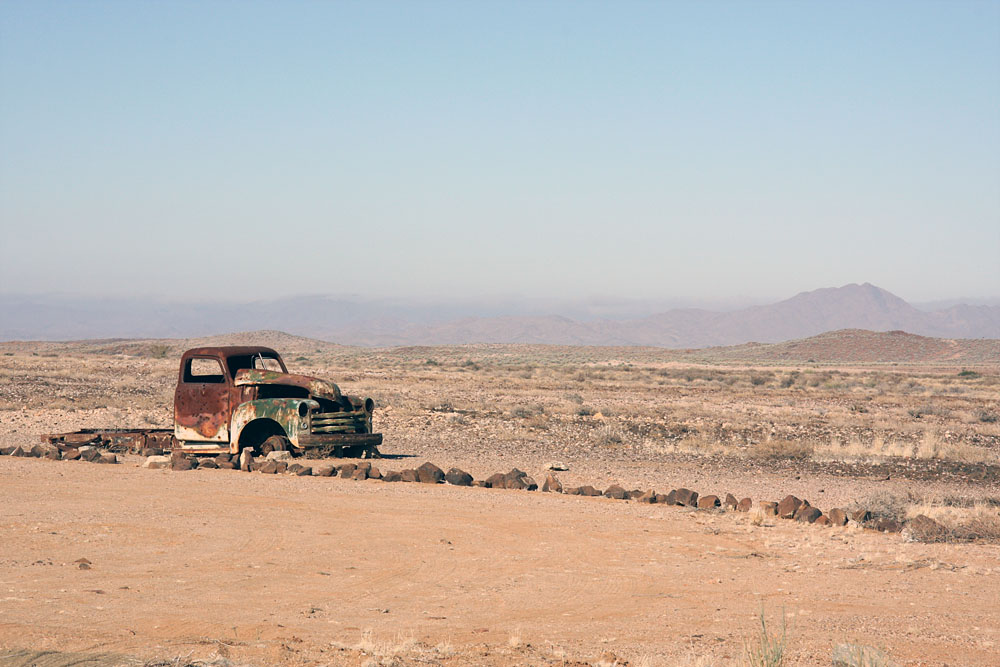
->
{"left": 184, "top": 357, "right": 226, "bottom": 384}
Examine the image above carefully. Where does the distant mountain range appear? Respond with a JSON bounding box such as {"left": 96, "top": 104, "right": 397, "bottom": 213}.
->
{"left": 1, "top": 283, "right": 998, "bottom": 347}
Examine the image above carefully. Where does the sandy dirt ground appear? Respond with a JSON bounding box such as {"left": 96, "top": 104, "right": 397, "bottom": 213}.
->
{"left": 1, "top": 455, "right": 998, "bottom": 666}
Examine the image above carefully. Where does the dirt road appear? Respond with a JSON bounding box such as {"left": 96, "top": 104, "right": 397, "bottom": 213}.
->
{"left": 1, "top": 456, "right": 998, "bottom": 665}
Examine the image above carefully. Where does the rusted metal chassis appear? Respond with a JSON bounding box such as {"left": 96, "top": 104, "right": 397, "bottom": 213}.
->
{"left": 40, "top": 427, "right": 382, "bottom": 457}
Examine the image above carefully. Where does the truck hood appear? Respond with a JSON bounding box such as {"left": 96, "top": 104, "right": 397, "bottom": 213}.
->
{"left": 233, "top": 369, "right": 342, "bottom": 400}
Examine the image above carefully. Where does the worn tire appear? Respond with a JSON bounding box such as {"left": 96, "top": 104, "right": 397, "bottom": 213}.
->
{"left": 258, "top": 435, "right": 291, "bottom": 457}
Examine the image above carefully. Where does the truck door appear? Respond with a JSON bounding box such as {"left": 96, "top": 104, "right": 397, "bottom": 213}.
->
{"left": 174, "top": 356, "right": 230, "bottom": 443}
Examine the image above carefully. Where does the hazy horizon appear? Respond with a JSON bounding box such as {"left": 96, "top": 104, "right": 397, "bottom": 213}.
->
{"left": 2, "top": 2, "right": 998, "bottom": 304}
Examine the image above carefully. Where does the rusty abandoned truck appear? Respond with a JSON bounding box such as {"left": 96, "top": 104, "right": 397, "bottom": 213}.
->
{"left": 41, "top": 346, "right": 382, "bottom": 459}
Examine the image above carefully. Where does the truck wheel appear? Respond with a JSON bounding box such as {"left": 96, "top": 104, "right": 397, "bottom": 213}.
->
{"left": 259, "top": 435, "right": 291, "bottom": 457}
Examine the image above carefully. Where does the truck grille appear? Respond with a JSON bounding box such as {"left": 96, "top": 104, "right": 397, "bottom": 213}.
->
{"left": 311, "top": 409, "right": 369, "bottom": 434}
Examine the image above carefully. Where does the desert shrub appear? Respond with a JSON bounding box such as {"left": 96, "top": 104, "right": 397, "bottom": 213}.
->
{"left": 853, "top": 491, "right": 909, "bottom": 523}
{"left": 974, "top": 409, "right": 998, "bottom": 423}
{"left": 957, "top": 369, "right": 980, "bottom": 378}
{"left": 743, "top": 607, "right": 786, "bottom": 667}
{"left": 748, "top": 439, "right": 814, "bottom": 460}
{"left": 577, "top": 405, "right": 595, "bottom": 416}
{"left": 749, "top": 374, "right": 769, "bottom": 387}
{"left": 593, "top": 425, "right": 624, "bottom": 446}
{"left": 908, "top": 403, "right": 949, "bottom": 419}
{"left": 831, "top": 644, "right": 894, "bottom": 667}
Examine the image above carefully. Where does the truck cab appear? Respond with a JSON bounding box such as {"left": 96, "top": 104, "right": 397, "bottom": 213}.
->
{"left": 173, "top": 346, "right": 381, "bottom": 457}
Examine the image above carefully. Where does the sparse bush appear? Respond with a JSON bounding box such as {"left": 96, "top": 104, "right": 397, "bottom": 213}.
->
{"left": 743, "top": 606, "right": 786, "bottom": 667}
{"left": 958, "top": 369, "right": 980, "bottom": 378}
{"left": 748, "top": 439, "right": 814, "bottom": 460}
{"left": 832, "top": 643, "right": 894, "bottom": 667}
{"left": 974, "top": 409, "right": 998, "bottom": 423}
{"left": 577, "top": 405, "right": 595, "bottom": 416}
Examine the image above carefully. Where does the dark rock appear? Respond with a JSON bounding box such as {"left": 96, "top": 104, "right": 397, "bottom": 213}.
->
{"left": 697, "top": 495, "right": 721, "bottom": 509}
{"left": 566, "top": 485, "right": 602, "bottom": 496}
{"left": 503, "top": 468, "right": 535, "bottom": 490}
{"left": 96, "top": 454, "right": 118, "bottom": 464}
{"left": 484, "top": 473, "right": 506, "bottom": 489}
{"left": 795, "top": 505, "right": 822, "bottom": 523}
{"left": 417, "top": 462, "right": 445, "bottom": 484}
{"left": 140, "top": 448, "right": 163, "bottom": 457}
{"left": 0, "top": 445, "right": 17, "bottom": 456}
{"left": 626, "top": 489, "right": 644, "bottom": 500}
{"left": 258, "top": 460, "right": 279, "bottom": 474}
{"left": 351, "top": 467, "right": 368, "bottom": 480}
{"left": 827, "top": 508, "right": 848, "bottom": 526}
{"left": 286, "top": 463, "right": 305, "bottom": 475}
{"left": 908, "top": 514, "right": 949, "bottom": 541}
{"left": 654, "top": 493, "right": 671, "bottom": 504}
{"left": 604, "top": 484, "right": 628, "bottom": 500}
{"left": 724, "top": 493, "right": 739, "bottom": 510}
{"left": 294, "top": 466, "right": 313, "bottom": 476}
{"left": 661, "top": 490, "right": 678, "bottom": 505}
{"left": 314, "top": 465, "right": 336, "bottom": 477}
{"left": 32, "top": 443, "right": 61, "bottom": 459}
{"left": 214, "top": 453, "right": 231, "bottom": 464}
{"left": 542, "top": 473, "right": 563, "bottom": 493}
{"left": 445, "top": 468, "right": 474, "bottom": 486}
{"left": 815, "top": 515, "right": 832, "bottom": 526}
{"left": 171, "top": 456, "right": 194, "bottom": 471}
{"left": 356, "top": 461, "right": 372, "bottom": 475}
{"left": 873, "top": 518, "right": 902, "bottom": 533}
{"left": 63, "top": 448, "right": 81, "bottom": 461}
{"left": 368, "top": 466, "right": 382, "bottom": 480}
{"left": 737, "top": 497, "right": 753, "bottom": 512}
{"left": 400, "top": 469, "right": 418, "bottom": 483}
{"left": 218, "top": 461, "right": 236, "bottom": 470}
{"left": 777, "top": 495, "right": 803, "bottom": 519}
{"left": 274, "top": 461, "right": 287, "bottom": 474}
{"left": 339, "top": 463, "right": 357, "bottom": 478}
{"left": 381, "top": 470, "right": 403, "bottom": 482}
{"left": 198, "top": 458, "right": 219, "bottom": 469}
{"left": 674, "top": 488, "right": 699, "bottom": 507}
{"left": 81, "top": 448, "right": 102, "bottom": 462}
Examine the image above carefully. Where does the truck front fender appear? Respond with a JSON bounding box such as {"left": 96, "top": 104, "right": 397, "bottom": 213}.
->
{"left": 231, "top": 398, "right": 319, "bottom": 452}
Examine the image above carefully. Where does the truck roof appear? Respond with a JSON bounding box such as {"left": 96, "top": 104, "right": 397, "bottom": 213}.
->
{"left": 181, "top": 346, "right": 281, "bottom": 359}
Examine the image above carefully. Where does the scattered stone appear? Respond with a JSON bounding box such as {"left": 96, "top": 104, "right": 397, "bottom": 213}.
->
{"left": 32, "top": 443, "right": 61, "bottom": 459}
{"left": 258, "top": 460, "right": 279, "bottom": 474}
{"left": 63, "top": 448, "right": 81, "bottom": 461}
{"left": 293, "top": 465, "right": 313, "bottom": 477}
{"left": 367, "top": 466, "right": 382, "bottom": 480}
{"left": 604, "top": 484, "right": 628, "bottom": 500}
{"left": 674, "top": 488, "right": 699, "bottom": 507}
{"left": 0, "top": 445, "right": 17, "bottom": 456}
{"left": 417, "top": 462, "right": 445, "bottom": 484}
{"left": 851, "top": 509, "right": 872, "bottom": 524}
{"left": 351, "top": 467, "right": 368, "bottom": 480}
{"left": 815, "top": 515, "right": 832, "bottom": 526}
{"left": 795, "top": 505, "right": 822, "bottom": 523}
{"left": 502, "top": 468, "right": 531, "bottom": 490}
{"left": 661, "top": 490, "right": 677, "bottom": 505}
{"left": 143, "top": 455, "right": 171, "bottom": 469}
{"left": 171, "top": 456, "right": 194, "bottom": 471}
{"left": 626, "top": 489, "right": 644, "bottom": 500}
{"left": 273, "top": 461, "right": 287, "bottom": 474}
{"left": 907, "top": 514, "right": 949, "bottom": 542}
{"left": 314, "top": 465, "right": 336, "bottom": 477}
{"left": 356, "top": 461, "right": 372, "bottom": 475}
{"left": 239, "top": 449, "right": 254, "bottom": 472}
{"left": 445, "top": 468, "right": 473, "bottom": 486}
{"left": 637, "top": 491, "right": 656, "bottom": 504}
{"left": 654, "top": 493, "right": 670, "bottom": 504}
{"left": 873, "top": 518, "right": 902, "bottom": 533}
{"left": 698, "top": 495, "right": 721, "bottom": 509}
{"left": 265, "top": 450, "right": 293, "bottom": 461}
{"left": 484, "top": 473, "right": 506, "bottom": 489}
{"left": 400, "top": 469, "right": 418, "bottom": 483}
{"left": 760, "top": 501, "right": 779, "bottom": 516}
{"left": 724, "top": 493, "right": 738, "bottom": 510}
{"left": 218, "top": 460, "right": 236, "bottom": 469}
{"left": 545, "top": 461, "right": 569, "bottom": 471}
{"left": 827, "top": 508, "right": 848, "bottom": 526}
{"left": 737, "top": 497, "right": 753, "bottom": 512}
{"left": 339, "top": 463, "right": 358, "bottom": 478}
{"left": 81, "top": 448, "right": 102, "bottom": 463}
{"left": 777, "top": 495, "right": 803, "bottom": 519}
{"left": 140, "top": 448, "right": 163, "bottom": 457}
{"left": 286, "top": 463, "right": 305, "bottom": 475}
{"left": 542, "top": 473, "right": 563, "bottom": 493}
{"left": 198, "top": 458, "right": 219, "bottom": 469}
{"left": 96, "top": 453, "right": 118, "bottom": 464}
{"left": 215, "top": 453, "right": 232, "bottom": 464}
{"left": 10, "top": 445, "right": 32, "bottom": 458}
{"left": 574, "top": 485, "right": 602, "bottom": 497}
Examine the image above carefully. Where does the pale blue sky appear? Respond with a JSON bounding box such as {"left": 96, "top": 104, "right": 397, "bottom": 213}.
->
{"left": 1, "top": 0, "right": 998, "bottom": 304}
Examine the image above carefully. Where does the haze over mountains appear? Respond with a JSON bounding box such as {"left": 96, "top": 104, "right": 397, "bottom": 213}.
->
{"left": 1, "top": 283, "right": 998, "bottom": 347}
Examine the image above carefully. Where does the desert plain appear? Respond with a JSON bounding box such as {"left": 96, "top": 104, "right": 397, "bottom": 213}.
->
{"left": 1, "top": 329, "right": 998, "bottom": 666}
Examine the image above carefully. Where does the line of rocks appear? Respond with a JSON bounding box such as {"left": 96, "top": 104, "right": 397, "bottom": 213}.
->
{"left": 3, "top": 444, "right": 945, "bottom": 537}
